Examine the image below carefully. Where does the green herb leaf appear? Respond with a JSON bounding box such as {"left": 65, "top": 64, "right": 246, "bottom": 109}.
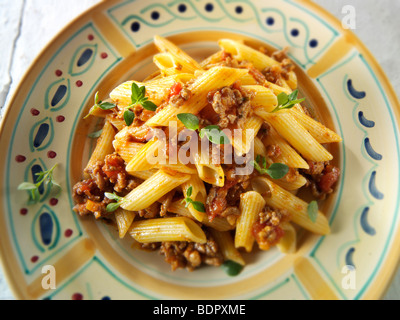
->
{"left": 177, "top": 113, "right": 200, "bottom": 131}
{"left": 222, "top": 260, "right": 244, "bottom": 277}
{"left": 105, "top": 192, "right": 123, "bottom": 201}
{"left": 18, "top": 164, "right": 61, "bottom": 205}
{"left": 17, "top": 182, "right": 37, "bottom": 191}
{"left": 186, "top": 186, "right": 193, "bottom": 198}
{"left": 106, "top": 202, "right": 122, "bottom": 213}
{"left": 184, "top": 186, "right": 206, "bottom": 212}
{"left": 141, "top": 100, "right": 158, "bottom": 111}
{"left": 271, "top": 89, "right": 305, "bottom": 113}
{"left": 124, "top": 109, "right": 135, "bottom": 126}
{"left": 88, "top": 129, "right": 103, "bottom": 139}
{"left": 129, "top": 83, "right": 158, "bottom": 111}
{"left": 265, "top": 163, "right": 289, "bottom": 180}
{"left": 131, "top": 82, "right": 143, "bottom": 103}
{"left": 251, "top": 156, "right": 289, "bottom": 180}
{"left": 98, "top": 102, "right": 116, "bottom": 110}
{"left": 200, "top": 125, "right": 230, "bottom": 145}
{"left": 184, "top": 198, "right": 192, "bottom": 208}
{"left": 191, "top": 201, "right": 206, "bottom": 213}
{"left": 84, "top": 92, "right": 116, "bottom": 119}
{"left": 105, "top": 192, "right": 125, "bottom": 212}
{"left": 307, "top": 200, "right": 318, "bottom": 223}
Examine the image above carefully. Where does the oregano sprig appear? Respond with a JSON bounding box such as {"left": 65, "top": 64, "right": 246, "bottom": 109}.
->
{"left": 104, "top": 192, "right": 127, "bottom": 212}
{"left": 84, "top": 92, "right": 116, "bottom": 119}
{"left": 271, "top": 89, "right": 305, "bottom": 113}
{"left": 18, "top": 164, "right": 62, "bottom": 205}
{"left": 183, "top": 186, "right": 206, "bottom": 213}
{"left": 251, "top": 155, "right": 289, "bottom": 180}
{"left": 307, "top": 200, "right": 318, "bottom": 223}
{"left": 123, "top": 82, "right": 159, "bottom": 126}
{"left": 177, "top": 113, "right": 230, "bottom": 145}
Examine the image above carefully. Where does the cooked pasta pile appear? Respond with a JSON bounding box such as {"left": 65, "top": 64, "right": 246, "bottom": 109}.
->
{"left": 72, "top": 36, "right": 342, "bottom": 273}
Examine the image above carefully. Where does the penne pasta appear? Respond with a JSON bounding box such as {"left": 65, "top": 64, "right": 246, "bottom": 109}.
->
{"left": 181, "top": 175, "right": 208, "bottom": 222}
{"left": 276, "top": 222, "right": 297, "bottom": 254}
{"left": 290, "top": 108, "right": 343, "bottom": 144}
{"left": 154, "top": 35, "right": 203, "bottom": 73}
{"left": 235, "top": 191, "right": 266, "bottom": 252}
{"left": 219, "top": 39, "right": 279, "bottom": 70}
{"left": 84, "top": 120, "right": 115, "bottom": 176}
{"left": 261, "top": 122, "right": 309, "bottom": 169}
{"left": 129, "top": 217, "right": 207, "bottom": 243}
{"left": 251, "top": 176, "right": 330, "bottom": 235}
{"left": 121, "top": 169, "right": 191, "bottom": 211}
{"left": 256, "top": 109, "right": 333, "bottom": 162}
{"left": 231, "top": 116, "right": 264, "bottom": 155}
{"left": 145, "top": 66, "right": 248, "bottom": 127}
{"left": 73, "top": 36, "right": 342, "bottom": 274}
{"left": 209, "top": 229, "right": 245, "bottom": 266}
{"left": 167, "top": 200, "right": 235, "bottom": 232}
{"left": 115, "top": 208, "right": 136, "bottom": 238}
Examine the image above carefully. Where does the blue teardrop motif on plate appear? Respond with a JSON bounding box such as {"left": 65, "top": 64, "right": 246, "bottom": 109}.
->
{"left": 69, "top": 44, "right": 98, "bottom": 76}
{"left": 45, "top": 79, "right": 70, "bottom": 112}
{"left": 29, "top": 117, "right": 54, "bottom": 152}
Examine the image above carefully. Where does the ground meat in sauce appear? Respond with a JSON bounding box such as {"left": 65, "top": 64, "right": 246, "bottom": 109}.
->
{"left": 208, "top": 84, "right": 253, "bottom": 129}
{"left": 72, "top": 153, "right": 142, "bottom": 218}
{"left": 252, "top": 206, "right": 289, "bottom": 250}
{"left": 301, "top": 161, "right": 340, "bottom": 200}
{"left": 206, "top": 175, "right": 248, "bottom": 222}
{"left": 169, "top": 84, "right": 192, "bottom": 108}
{"left": 158, "top": 230, "right": 224, "bottom": 271}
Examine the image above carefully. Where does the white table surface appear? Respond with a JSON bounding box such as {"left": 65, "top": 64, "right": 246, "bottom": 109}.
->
{"left": 0, "top": 0, "right": 399, "bottom": 300}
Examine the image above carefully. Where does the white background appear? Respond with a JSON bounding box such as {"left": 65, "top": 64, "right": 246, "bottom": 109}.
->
{"left": 0, "top": 0, "right": 399, "bottom": 300}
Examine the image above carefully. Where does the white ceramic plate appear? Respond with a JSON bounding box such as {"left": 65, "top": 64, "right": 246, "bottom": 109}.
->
{"left": 1, "top": 0, "right": 400, "bottom": 300}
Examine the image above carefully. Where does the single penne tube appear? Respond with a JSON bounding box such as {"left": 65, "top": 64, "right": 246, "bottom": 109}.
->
{"left": 167, "top": 200, "right": 235, "bottom": 231}
{"left": 154, "top": 52, "right": 198, "bottom": 76}
{"left": 272, "top": 173, "right": 308, "bottom": 191}
{"left": 194, "top": 150, "right": 225, "bottom": 187}
{"left": 243, "top": 85, "right": 278, "bottom": 110}
{"left": 257, "top": 110, "right": 333, "bottom": 162}
{"left": 110, "top": 73, "right": 194, "bottom": 108}
{"left": 264, "top": 81, "right": 304, "bottom": 114}
{"left": 265, "top": 81, "right": 292, "bottom": 95}
{"left": 129, "top": 217, "right": 207, "bottom": 244}
{"left": 231, "top": 116, "right": 264, "bottom": 155}
{"left": 286, "top": 71, "right": 298, "bottom": 90}
{"left": 106, "top": 114, "right": 126, "bottom": 132}
{"left": 276, "top": 222, "right": 297, "bottom": 254}
{"left": 115, "top": 208, "right": 136, "bottom": 238}
{"left": 110, "top": 80, "right": 166, "bottom": 108}
{"left": 290, "top": 108, "right": 342, "bottom": 144}
{"left": 121, "top": 169, "right": 191, "bottom": 211}
{"left": 155, "top": 163, "right": 198, "bottom": 175}
{"left": 250, "top": 176, "right": 330, "bottom": 235}
{"left": 125, "top": 139, "right": 165, "bottom": 173}
{"left": 84, "top": 121, "right": 115, "bottom": 174}
{"left": 113, "top": 139, "right": 145, "bottom": 163}
{"left": 181, "top": 175, "right": 208, "bottom": 222}
{"left": 261, "top": 122, "right": 309, "bottom": 169}
{"left": 209, "top": 229, "right": 245, "bottom": 266}
{"left": 200, "top": 50, "right": 224, "bottom": 68}
{"left": 219, "top": 39, "right": 279, "bottom": 71}
{"left": 238, "top": 72, "right": 258, "bottom": 85}
{"left": 145, "top": 73, "right": 195, "bottom": 86}
{"left": 235, "top": 191, "right": 266, "bottom": 252}
{"left": 154, "top": 35, "right": 202, "bottom": 72}
{"left": 130, "top": 169, "right": 157, "bottom": 181}
{"left": 254, "top": 137, "right": 269, "bottom": 160}
{"left": 145, "top": 66, "right": 248, "bottom": 127}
